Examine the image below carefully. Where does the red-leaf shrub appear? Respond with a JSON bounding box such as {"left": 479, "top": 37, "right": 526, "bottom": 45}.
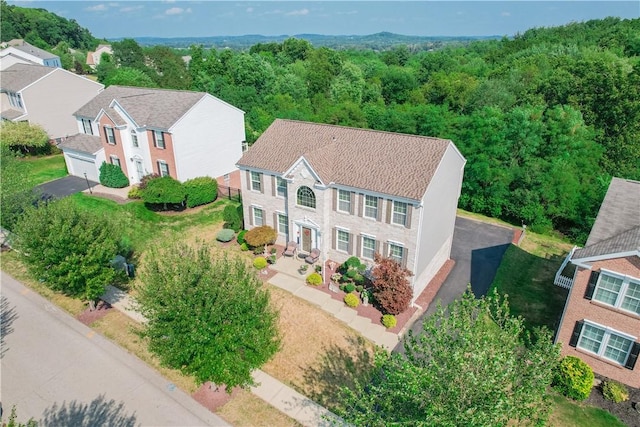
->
{"left": 371, "top": 253, "right": 413, "bottom": 315}
{"left": 244, "top": 225, "right": 277, "bottom": 248}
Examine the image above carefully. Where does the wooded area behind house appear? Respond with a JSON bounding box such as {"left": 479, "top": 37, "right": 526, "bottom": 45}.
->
{"left": 2, "top": 1, "right": 638, "bottom": 242}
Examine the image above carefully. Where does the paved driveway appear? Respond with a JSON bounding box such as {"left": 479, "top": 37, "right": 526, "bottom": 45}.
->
{"left": 403, "top": 216, "right": 513, "bottom": 341}
{"left": 36, "top": 176, "right": 98, "bottom": 198}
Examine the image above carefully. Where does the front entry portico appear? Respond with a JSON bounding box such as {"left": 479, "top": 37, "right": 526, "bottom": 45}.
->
{"left": 294, "top": 219, "right": 319, "bottom": 255}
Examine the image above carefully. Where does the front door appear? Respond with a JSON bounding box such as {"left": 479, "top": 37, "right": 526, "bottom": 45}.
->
{"left": 301, "top": 226, "right": 312, "bottom": 253}
{"left": 135, "top": 160, "right": 144, "bottom": 181}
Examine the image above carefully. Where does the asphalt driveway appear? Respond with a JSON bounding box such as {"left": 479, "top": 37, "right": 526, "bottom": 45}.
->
{"left": 35, "top": 176, "right": 98, "bottom": 199}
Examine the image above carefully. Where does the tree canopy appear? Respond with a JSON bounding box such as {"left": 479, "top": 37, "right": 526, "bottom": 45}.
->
{"left": 338, "top": 289, "right": 561, "bottom": 426}
{"left": 137, "top": 243, "right": 280, "bottom": 389}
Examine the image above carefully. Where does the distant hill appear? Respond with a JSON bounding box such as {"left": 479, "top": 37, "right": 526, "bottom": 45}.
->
{"left": 120, "top": 32, "right": 500, "bottom": 51}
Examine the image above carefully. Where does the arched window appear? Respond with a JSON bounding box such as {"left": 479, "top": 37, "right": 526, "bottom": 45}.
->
{"left": 297, "top": 186, "right": 316, "bottom": 209}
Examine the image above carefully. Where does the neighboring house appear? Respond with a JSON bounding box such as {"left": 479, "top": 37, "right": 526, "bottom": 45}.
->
{"left": 61, "top": 85, "right": 245, "bottom": 185}
{"left": 555, "top": 177, "right": 640, "bottom": 387}
{"left": 86, "top": 44, "right": 113, "bottom": 70}
{"left": 237, "top": 119, "right": 466, "bottom": 302}
{"left": 0, "top": 39, "right": 61, "bottom": 68}
{"left": 0, "top": 52, "right": 38, "bottom": 70}
{"left": 0, "top": 63, "right": 104, "bottom": 141}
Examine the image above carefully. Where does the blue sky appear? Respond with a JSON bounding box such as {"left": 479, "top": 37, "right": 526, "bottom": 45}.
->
{"left": 9, "top": 1, "right": 640, "bottom": 39}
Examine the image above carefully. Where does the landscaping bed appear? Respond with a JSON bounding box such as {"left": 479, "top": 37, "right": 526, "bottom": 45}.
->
{"left": 585, "top": 377, "right": 640, "bottom": 427}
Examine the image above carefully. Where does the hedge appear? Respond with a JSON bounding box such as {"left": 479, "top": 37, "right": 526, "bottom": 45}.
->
{"left": 141, "top": 176, "right": 186, "bottom": 208}
{"left": 99, "top": 162, "right": 129, "bottom": 188}
{"left": 184, "top": 176, "right": 218, "bottom": 208}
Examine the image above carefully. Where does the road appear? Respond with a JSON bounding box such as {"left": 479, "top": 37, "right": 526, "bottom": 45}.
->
{"left": 1, "top": 272, "right": 229, "bottom": 426}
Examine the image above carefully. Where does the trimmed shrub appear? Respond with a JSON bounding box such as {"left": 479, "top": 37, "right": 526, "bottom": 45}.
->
{"left": 306, "top": 272, "right": 323, "bottom": 286}
{"left": 99, "top": 162, "right": 130, "bottom": 188}
{"left": 381, "top": 314, "right": 397, "bottom": 329}
{"left": 602, "top": 380, "right": 629, "bottom": 403}
{"left": 138, "top": 173, "right": 160, "bottom": 190}
{"left": 253, "top": 257, "right": 268, "bottom": 269}
{"left": 127, "top": 185, "right": 142, "bottom": 199}
{"left": 344, "top": 293, "right": 359, "bottom": 307}
{"left": 224, "top": 204, "right": 244, "bottom": 232}
{"left": 253, "top": 245, "right": 265, "bottom": 255}
{"left": 342, "top": 256, "right": 365, "bottom": 272}
{"left": 245, "top": 225, "right": 277, "bottom": 248}
{"left": 184, "top": 176, "right": 218, "bottom": 208}
{"left": 355, "top": 285, "right": 364, "bottom": 292}
{"left": 240, "top": 242, "right": 249, "bottom": 251}
{"left": 141, "top": 176, "right": 186, "bottom": 209}
{"left": 553, "top": 356, "right": 594, "bottom": 401}
{"left": 237, "top": 230, "right": 247, "bottom": 245}
{"left": 344, "top": 283, "right": 356, "bottom": 293}
{"left": 216, "top": 228, "right": 235, "bottom": 242}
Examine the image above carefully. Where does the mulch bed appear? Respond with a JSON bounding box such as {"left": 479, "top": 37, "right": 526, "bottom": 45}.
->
{"left": 76, "top": 300, "right": 113, "bottom": 325}
{"left": 192, "top": 382, "right": 241, "bottom": 412}
{"left": 585, "top": 376, "right": 640, "bottom": 427}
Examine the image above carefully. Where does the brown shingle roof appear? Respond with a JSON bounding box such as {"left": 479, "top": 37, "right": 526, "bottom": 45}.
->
{"left": 237, "top": 119, "right": 458, "bottom": 200}
{"left": 58, "top": 133, "right": 102, "bottom": 154}
{"left": 573, "top": 178, "right": 640, "bottom": 260}
{"left": 0, "top": 63, "right": 53, "bottom": 92}
{"left": 74, "top": 85, "right": 207, "bottom": 130}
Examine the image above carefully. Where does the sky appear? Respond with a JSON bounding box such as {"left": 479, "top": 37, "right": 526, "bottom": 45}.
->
{"left": 8, "top": 1, "right": 640, "bottom": 39}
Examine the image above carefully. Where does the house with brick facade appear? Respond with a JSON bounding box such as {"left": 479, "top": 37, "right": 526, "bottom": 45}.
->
{"left": 59, "top": 85, "right": 245, "bottom": 184}
{"left": 555, "top": 177, "right": 640, "bottom": 387}
{"left": 237, "top": 119, "right": 466, "bottom": 302}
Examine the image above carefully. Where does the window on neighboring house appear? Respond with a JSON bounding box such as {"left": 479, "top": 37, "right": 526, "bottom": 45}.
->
{"left": 392, "top": 201, "right": 407, "bottom": 226}
{"left": 592, "top": 272, "right": 640, "bottom": 315}
{"left": 577, "top": 322, "right": 635, "bottom": 365}
{"left": 153, "top": 130, "right": 165, "bottom": 149}
{"left": 110, "top": 156, "right": 121, "bottom": 168}
{"left": 389, "top": 243, "right": 404, "bottom": 265}
{"left": 277, "top": 213, "right": 288, "bottom": 235}
{"left": 276, "top": 177, "right": 287, "bottom": 197}
{"left": 104, "top": 126, "right": 116, "bottom": 145}
{"left": 242, "top": 141, "right": 249, "bottom": 152}
{"left": 131, "top": 130, "right": 138, "bottom": 148}
{"left": 364, "top": 195, "right": 378, "bottom": 219}
{"left": 362, "top": 236, "right": 376, "bottom": 260}
{"left": 82, "top": 119, "right": 93, "bottom": 135}
{"left": 338, "top": 189, "right": 351, "bottom": 213}
{"left": 16, "top": 93, "right": 23, "bottom": 108}
{"left": 297, "top": 186, "right": 316, "bottom": 209}
{"left": 336, "top": 229, "right": 350, "bottom": 252}
{"left": 250, "top": 171, "right": 262, "bottom": 192}
{"left": 157, "top": 161, "right": 169, "bottom": 177}
{"left": 253, "top": 207, "right": 264, "bottom": 226}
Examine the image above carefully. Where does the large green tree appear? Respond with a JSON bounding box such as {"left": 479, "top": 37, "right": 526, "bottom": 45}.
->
{"left": 0, "top": 121, "right": 50, "bottom": 154}
{"left": 0, "top": 146, "right": 38, "bottom": 230}
{"left": 13, "top": 198, "right": 124, "bottom": 304}
{"left": 137, "top": 243, "right": 280, "bottom": 389}
{"left": 338, "top": 289, "right": 560, "bottom": 426}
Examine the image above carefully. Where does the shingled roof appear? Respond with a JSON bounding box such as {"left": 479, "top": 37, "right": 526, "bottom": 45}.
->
{"left": 74, "top": 86, "right": 212, "bottom": 130}
{"left": 573, "top": 178, "right": 640, "bottom": 260}
{"left": 58, "top": 133, "right": 102, "bottom": 154}
{"left": 237, "top": 119, "right": 459, "bottom": 201}
{"left": 3, "top": 39, "right": 58, "bottom": 60}
{"left": 0, "top": 63, "right": 53, "bottom": 92}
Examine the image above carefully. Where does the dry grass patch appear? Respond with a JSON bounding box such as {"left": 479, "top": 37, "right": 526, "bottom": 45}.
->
{"left": 217, "top": 390, "right": 303, "bottom": 427}
{"left": 263, "top": 285, "right": 375, "bottom": 409}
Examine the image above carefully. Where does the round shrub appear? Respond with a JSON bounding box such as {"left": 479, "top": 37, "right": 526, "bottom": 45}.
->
{"left": 184, "top": 176, "right": 218, "bottom": 208}
{"left": 216, "top": 228, "right": 235, "bottom": 243}
{"left": 253, "top": 257, "right": 268, "bottom": 269}
{"left": 344, "top": 293, "right": 359, "bottom": 307}
{"left": 99, "top": 162, "right": 130, "bottom": 188}
{"left": 306, "top": 272, "right": 323, "bottom": 286}
{"left": 355, "top": 285, "right": 364, "bottom": 292}
{"left": 127, "top": 185, "right": 142, "bottom": 199}
{"left": 237, "top": 230, "right": 247, "bottom": 245}
{"left": 344, "top": 283, "right": 356, "bottom": 293}
{"left": 240, "top": 242, "right": 249, "bottom": 251}
{"left": 602, "top": 380, "right": 629, "bottom": 403}
{"left": 141, "top": 176, "right": 186, "bottom": 209}
{"left": 553, "top": 356, "right": 594, "bottom": 401}
{"left": 382, "top": 314, "right": 397, "bottom": 329}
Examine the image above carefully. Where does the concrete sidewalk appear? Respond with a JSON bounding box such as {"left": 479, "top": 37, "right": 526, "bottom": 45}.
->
{"left": 101, "top": 286, "right": 345, "bottom": 427}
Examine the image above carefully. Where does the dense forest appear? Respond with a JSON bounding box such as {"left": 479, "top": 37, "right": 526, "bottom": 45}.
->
{"left": 2, "top": 2, "right": 638, "bottom": 242}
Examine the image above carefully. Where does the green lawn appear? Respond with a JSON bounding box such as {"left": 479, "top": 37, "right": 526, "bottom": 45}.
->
{"left": 19, "top": 154, "right": 68, "bottom": 186}
{"left": 549, "top": 394, "right": 626, "bottom": 427}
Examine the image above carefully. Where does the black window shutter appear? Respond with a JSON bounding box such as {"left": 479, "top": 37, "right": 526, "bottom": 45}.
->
{"left": 584, "top": 271, "right": 599, "bottom": 300}
{"left": 624, "top": 342, "right": 640, "bottom": 370}
{"left": 569, "top": 321, "right": 584, "bottom": 347}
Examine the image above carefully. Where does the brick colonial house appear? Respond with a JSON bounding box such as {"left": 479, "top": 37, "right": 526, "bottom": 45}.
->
{"left": 237, "top": 119, "right": 466, "bottom": 302}
{"left": 555, "top": 177, "right": 640, "bottom": 387}
{"left": 59, "top": 85, "right": 245, "bottom": 184}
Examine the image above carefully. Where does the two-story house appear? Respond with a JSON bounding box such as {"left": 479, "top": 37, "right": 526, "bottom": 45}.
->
{"left": 237, "top": 119, "right": 466, "bottom": 302}
{"left": 555, "top": 177, "right": 640, "bottom": 387}
{"left": 59, "top": 85, "right": 245, "bottom": 184}
{"left": 0, "top": 39, "right": 61, "bottom": 68}
{"left": 0, "top": 63, "right": 103, "bottom": 141}
{"left": 86, "top": 44, "right": 113, "bottom": 70}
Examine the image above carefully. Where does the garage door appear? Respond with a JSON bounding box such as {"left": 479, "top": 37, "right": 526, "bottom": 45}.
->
{"left": 66, "top": 153, "right": 99, "bottom": 182}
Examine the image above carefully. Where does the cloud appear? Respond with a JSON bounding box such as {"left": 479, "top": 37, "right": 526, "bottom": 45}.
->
{"left": 165, "top": 7, "right": 192, "bottom": 16}
{"left": 85, "top": 4, "right": 107, "bottom": 12}
{"left": 108, "top": 2, "right": 119, "bottom": 7}
{"left": 336, "top": 10, "right": 358, "bottom": 16}
{"left": 286, "top": 8, "right": 309, "bottom": 17}
{"left": 246, "top": 7, "right": 254, "bottom": 13}
{"left": 121, "top": 5, "right": 143, "bottom": 13}
{"left": 501, "top": 11, "right": 511, "bottom": 17}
